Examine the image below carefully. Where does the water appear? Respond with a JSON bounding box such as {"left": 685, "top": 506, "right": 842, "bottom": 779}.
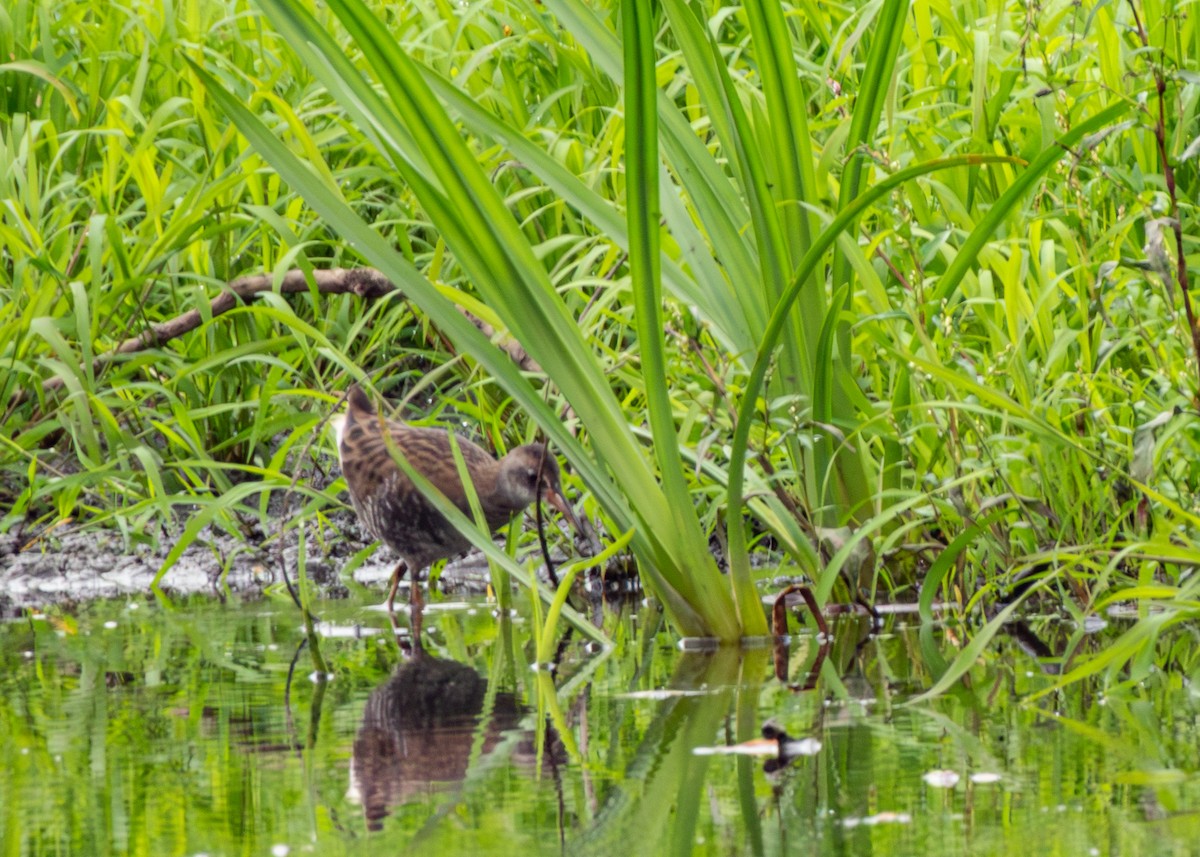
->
{"left": 1, "top": 592, "right": 1197, "bottom": 856}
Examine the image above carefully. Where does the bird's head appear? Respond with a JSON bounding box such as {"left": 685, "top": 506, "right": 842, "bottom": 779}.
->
{"left": 498, "top": 444, "right": 581, "bottom": 530}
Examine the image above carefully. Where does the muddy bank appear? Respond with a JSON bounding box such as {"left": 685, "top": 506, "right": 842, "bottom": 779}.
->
{"left": 0, "top": 517, "right": 539, "bottom": 613}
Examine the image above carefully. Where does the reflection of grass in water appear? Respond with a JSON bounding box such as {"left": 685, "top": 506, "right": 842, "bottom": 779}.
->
{"left": 1, "top": 596, "right": 1198, "bottom": 854}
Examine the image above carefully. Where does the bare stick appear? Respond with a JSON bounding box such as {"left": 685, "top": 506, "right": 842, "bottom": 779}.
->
{"left": 9, "top": 267, "right": 542, "bottom": 407}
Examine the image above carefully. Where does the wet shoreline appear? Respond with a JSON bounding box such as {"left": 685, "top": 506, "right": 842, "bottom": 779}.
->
{"left": 0, "top": 521, "right": 513, "bottom": 612}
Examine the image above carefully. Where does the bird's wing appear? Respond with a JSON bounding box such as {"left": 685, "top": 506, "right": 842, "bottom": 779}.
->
{"left": 385, "top": 425, "right": 497, "bottom": 505}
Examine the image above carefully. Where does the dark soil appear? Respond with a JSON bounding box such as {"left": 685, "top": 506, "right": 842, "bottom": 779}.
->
{"left": 0, "top": 508, "right": 581, "bottom": 615}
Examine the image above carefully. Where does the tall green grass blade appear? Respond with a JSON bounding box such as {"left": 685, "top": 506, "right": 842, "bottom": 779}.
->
{"left": 623, "top": 0, "right": 743, "bottom": 637}
{"left": 725, "top": 154, "right": 1019, "bottom": 599}
{"left": 548, "top": 0, "right": 766, "bottom": 353}
{"left": 742, "top": 0, "right": 819, "bottom": 265}
{"left": 661, "top": 0, "right": 814, "bottom": 512}
{"left": 822, "top": 0, "right": 909, "bottom": 521}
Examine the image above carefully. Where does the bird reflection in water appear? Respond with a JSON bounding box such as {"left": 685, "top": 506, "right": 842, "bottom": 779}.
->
{"left": 348, "top": 610, "right": 562, "bottom": 831}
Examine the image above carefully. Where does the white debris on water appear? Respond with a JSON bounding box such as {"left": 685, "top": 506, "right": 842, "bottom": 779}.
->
{"left": 922, "top": 770, "right": 961, "bottom": 788}
{"left": 843, "top": 811, "right": 912, "bottom": 827}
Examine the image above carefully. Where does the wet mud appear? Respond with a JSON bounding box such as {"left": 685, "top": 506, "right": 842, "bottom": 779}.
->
{"left": 0, "top": 512, "right": 511, "bottom": 614}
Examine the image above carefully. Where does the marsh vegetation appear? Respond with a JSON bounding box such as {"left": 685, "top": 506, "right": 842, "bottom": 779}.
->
{"left": 2, "top": 0, "right": 1200, "bottom": 843}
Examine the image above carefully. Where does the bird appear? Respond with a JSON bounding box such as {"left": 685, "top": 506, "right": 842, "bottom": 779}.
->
{"left": 333, "top": 384, "right": 580, "bottom": 616}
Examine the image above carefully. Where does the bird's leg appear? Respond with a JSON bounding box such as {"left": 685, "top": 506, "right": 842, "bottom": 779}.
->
{"left": 409, "top": 569, "right": 424, "bottom": 612}
{"left": 410, "top": 582, "right": 425, "bottom": 653}
{"left": 387, "top": 608, "right": 407, "bottom": 653}
{"left": 385, "top": 559, "right": 409, "bottom": 616}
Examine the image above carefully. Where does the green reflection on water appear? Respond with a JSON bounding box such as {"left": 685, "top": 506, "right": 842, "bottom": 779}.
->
{"left": 1, "top": 595, "right": 1198, "bottom": 856}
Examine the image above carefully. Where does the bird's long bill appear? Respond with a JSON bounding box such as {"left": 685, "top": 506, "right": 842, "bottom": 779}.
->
{"left": 541, "top": 486, "right": 582, "bottom": 532}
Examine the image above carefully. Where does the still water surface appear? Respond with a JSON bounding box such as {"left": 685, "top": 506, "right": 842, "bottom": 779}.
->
{"left": 1, "top": 592, "right": 1197, "bottom": 855}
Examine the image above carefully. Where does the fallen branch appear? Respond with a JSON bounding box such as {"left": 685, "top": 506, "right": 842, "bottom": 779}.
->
{"left": 9, "top": 267, "right": 542, "bottom": 408}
